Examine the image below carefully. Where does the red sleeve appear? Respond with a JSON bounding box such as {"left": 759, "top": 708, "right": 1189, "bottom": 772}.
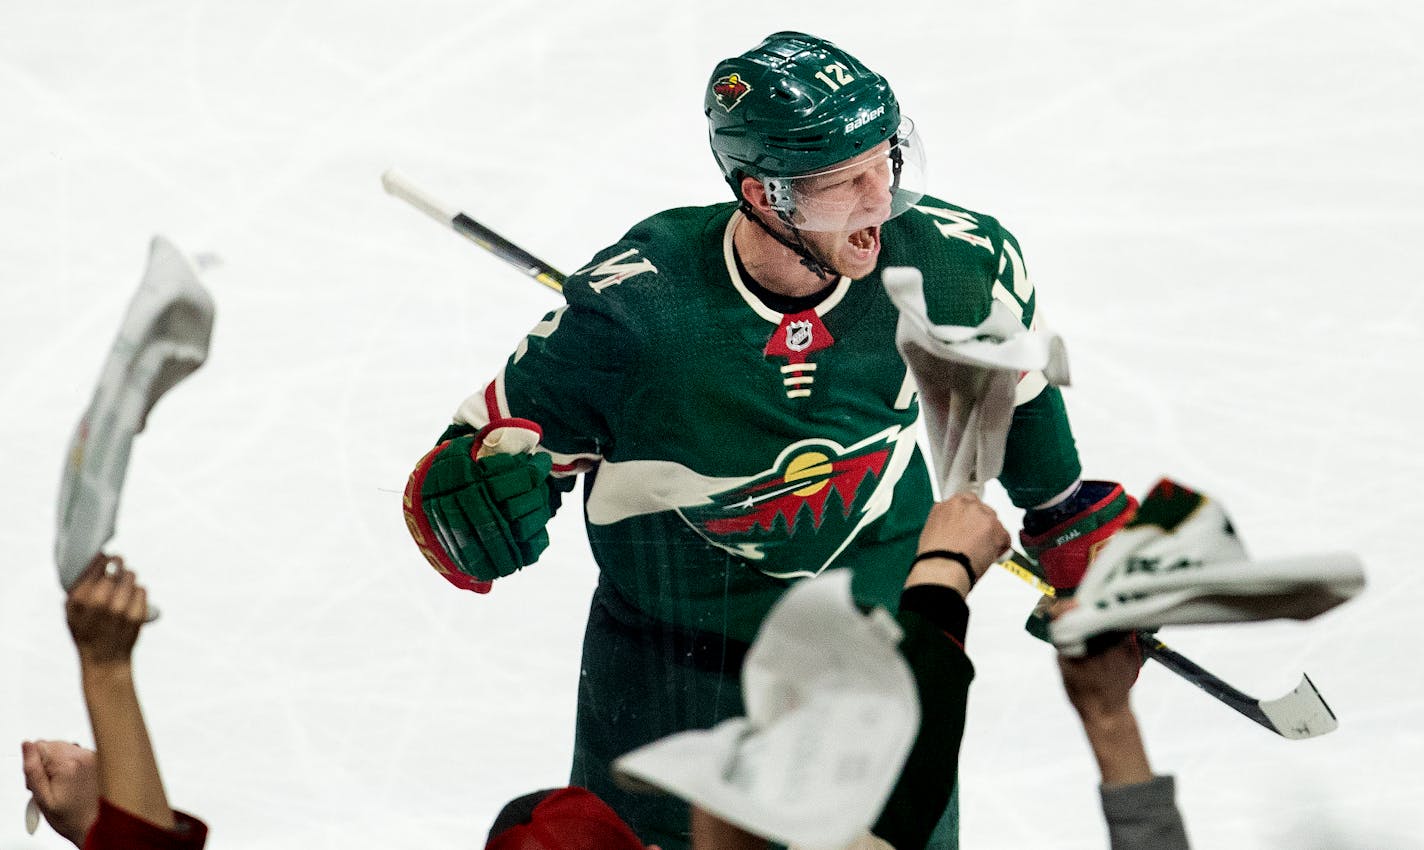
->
{"left": 83, "top": 798, "right": 208, "bottom": 850}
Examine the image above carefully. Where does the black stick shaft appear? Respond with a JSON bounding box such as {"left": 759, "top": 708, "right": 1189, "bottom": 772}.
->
{"left": 1003, "top": 551, "right": 1322, "bottom": 737}
{"left": 450, "top": 213, "right": 566, "bottom": 293}
{"left": 381, "top": 168, "right": 566, "bottom": 293}
{"left": 1141, "top": 639, "right": 1279, "bottom": 733}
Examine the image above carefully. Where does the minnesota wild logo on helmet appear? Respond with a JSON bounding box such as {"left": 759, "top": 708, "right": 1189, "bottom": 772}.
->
{"left": 712, "top": 73, "right": 751, "bottom": 112}
{"left": 677, "top": 431, "right": 901, "bottom": 578}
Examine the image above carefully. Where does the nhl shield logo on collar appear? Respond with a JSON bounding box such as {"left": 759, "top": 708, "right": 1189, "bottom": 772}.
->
{"left": 765, "top": 310, "right": 834, "bottom": 399}
{"left": 785, "top": 319, "right": 813, "bottom": 352}
{"left": 765, "top": 310, "right": 833, "bottom": 362}
{"left": 713, "top": 73, "right": 751, "bottom": 112}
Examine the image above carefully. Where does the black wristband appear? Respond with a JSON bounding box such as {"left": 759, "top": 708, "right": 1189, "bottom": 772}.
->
{"left": 911, "top": 549, "right": 977, "bottom": 589}
{"left": 899, "top": 584, "right": 971, "bottom": 644}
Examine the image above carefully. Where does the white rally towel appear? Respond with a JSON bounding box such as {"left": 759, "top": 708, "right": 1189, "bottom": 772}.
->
{"left": 55, "top": 236, "right": 215, "bottom": 589}
{"left": 1051, "top": 479, "right": 1366, "bottom": 656}
{"left": 614, "top": 570, "right": 919, "bottom": 850}
{"left": 881, "top": 266, "right": 1069, "bottom": 496}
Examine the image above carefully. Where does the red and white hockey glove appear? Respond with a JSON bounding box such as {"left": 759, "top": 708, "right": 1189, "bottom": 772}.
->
{"left": 1020, "top": 480, "right": 1138, "bottom": 593}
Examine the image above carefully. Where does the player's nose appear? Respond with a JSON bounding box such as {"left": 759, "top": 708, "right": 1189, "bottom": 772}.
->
{"left": 859, "top": 173, "right": 893, "bottom": 215}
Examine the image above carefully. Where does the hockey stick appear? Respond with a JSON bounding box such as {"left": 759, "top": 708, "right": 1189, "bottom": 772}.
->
{"left": 382, "top": 169, "right": 565, "bottom": 293}
{"left": 1144, "top": 641, "right": 1337, "bottom": 739}
{"left": 1005, "top": 551, "right": 1338, "bottom": 739}
{"left": 380, "top": 169, "right": 1338, "bottom": 739}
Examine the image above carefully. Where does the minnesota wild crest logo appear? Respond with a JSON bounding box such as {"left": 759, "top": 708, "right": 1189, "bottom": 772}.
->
{"left": 712, "top": 73, "right": 752, "bottom": 112}
{"left": 677, "top": 432, "right": 896, "bottom": 578}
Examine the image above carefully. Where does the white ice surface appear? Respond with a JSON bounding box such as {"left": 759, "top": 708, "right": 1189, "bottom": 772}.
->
{"left": 3, "top": 2, "right": 1420, "bottom": 848}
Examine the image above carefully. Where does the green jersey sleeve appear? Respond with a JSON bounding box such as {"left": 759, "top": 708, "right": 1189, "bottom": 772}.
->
{"left": 991, "top": 223, "right": 1082, "bottom": 507}
{"left": 894, "top": 199, "right": 1082, "bottom": 507}
{"left": 454, "top": 239, "right": 654, "bottom": 477}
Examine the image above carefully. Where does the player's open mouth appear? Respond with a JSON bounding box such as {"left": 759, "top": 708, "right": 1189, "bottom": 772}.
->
{"left": 848, "top": 225, "right": 880, "bottom": 260}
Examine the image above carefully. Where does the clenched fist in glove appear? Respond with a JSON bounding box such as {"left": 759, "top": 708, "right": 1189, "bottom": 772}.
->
{"left": 1020, "top": 480, "right": 1138, "bottom": 593}
{"left": 404, "top": 420, "right": 555, "bottom": 592}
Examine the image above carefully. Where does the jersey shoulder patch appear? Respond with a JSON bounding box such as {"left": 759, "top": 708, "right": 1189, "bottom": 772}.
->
{"left": 890, "top": 195, "right": 1036, "bottom": 328}
{"left": 900, "top": 194, "right": 1006, "bottom": 256}
{"left": 883, "top": 195, "right": 1012, "bottom": 326}
{"left": 572, "top": 246, "right": 660, "bottom": 295}
{"left": 565, "top": 203, "right": 734, "bottom": 301}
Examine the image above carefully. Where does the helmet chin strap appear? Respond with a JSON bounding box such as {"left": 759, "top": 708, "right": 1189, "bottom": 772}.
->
{"left": 737, "top": 201, "right": 838, "bottom": 285}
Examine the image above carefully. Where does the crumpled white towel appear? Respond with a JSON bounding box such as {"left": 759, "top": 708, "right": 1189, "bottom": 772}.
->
{"left": 55, "top": 236, "right": 214, "bottom": 590}
{"left": 881, "top": 266, "right": 1069, "bottom": 496}
{"left": 613, "top": 570, "right": 918, "bottom": 850}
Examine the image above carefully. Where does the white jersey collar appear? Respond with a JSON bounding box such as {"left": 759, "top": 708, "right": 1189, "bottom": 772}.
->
{"left": 723, "top": 210, "right": 851, "bottom": 323}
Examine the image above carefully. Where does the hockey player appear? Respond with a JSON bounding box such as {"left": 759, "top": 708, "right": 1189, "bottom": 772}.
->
{"left": 403, "top": 31, "right": 1134, "bottom": 849}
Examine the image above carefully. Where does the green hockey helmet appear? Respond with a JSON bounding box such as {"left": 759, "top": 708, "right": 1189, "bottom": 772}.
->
{"left": 705, "top": 31, "right": 926, "bottom": 231}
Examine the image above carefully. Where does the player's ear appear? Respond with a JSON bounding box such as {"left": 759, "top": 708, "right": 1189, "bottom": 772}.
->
{"left": 740, "top": 176, "right": 771, "bottom": 213}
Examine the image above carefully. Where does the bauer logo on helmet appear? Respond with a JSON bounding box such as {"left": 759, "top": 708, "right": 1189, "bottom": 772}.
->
{"left": 845, "top": 104, "right": 887, "bottom": 135}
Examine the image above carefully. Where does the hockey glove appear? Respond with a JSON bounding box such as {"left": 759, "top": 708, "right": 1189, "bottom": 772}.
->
{"left": 403, "top": 422, "right": 554, "bottom": 592}
{"left": 1020, "top": 480, "right": 1138, "bottom": 593}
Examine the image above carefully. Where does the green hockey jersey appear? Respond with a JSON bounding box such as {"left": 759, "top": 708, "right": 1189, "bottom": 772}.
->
{"left": 454, "top": 197, "right": 1081, "bottom": 641}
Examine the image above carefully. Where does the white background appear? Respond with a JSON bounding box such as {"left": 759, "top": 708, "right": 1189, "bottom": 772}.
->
{"left": 3, "top": 2, "right": 1420, "bottom": 848}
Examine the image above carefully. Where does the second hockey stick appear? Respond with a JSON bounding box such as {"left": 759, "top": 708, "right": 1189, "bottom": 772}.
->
{"left": 380, "top": 168, "right": 1337, "bottom": 739}
{"left": 1005, "top": 551, "right": 1337, "bottom": 739}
